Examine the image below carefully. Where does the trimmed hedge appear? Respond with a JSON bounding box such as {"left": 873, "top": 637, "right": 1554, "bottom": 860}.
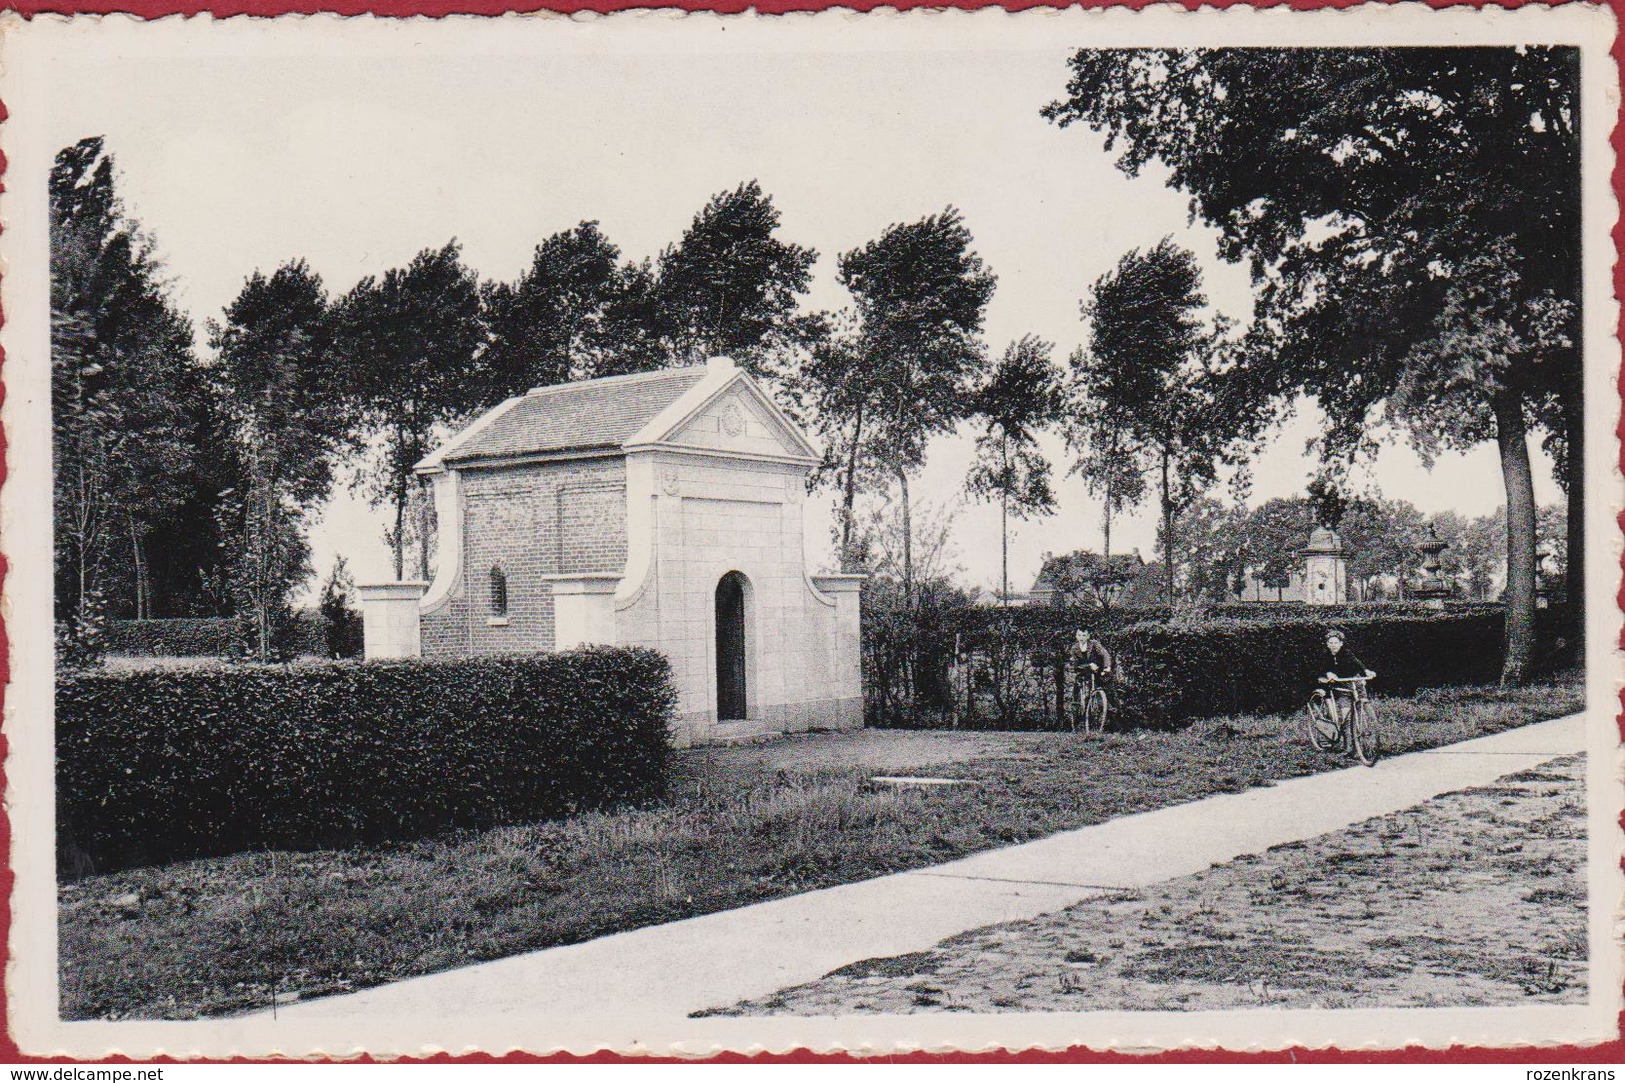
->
{"left": 941, "top": 601, "right": 1503, "bottom": 642}
{"left": 57, "top": 647, "right": 676, "bottom": 873}
{"left": 1108, "top": 612, "right": 1503, "bottom": 728}
{"left": 867, "top": 603, "right": 1575, "bottom": 731}
{"left": 102, "top": 616, "right": 329, "bottom": 658}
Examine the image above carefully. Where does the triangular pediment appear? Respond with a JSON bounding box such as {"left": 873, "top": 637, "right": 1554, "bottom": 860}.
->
{"left": 636, "top": 374, "right": 820, "bottom": 462}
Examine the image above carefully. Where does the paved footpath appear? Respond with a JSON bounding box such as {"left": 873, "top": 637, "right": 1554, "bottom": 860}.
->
{"left": 263, "top": 713, "right": 1583, "bottom": 1031}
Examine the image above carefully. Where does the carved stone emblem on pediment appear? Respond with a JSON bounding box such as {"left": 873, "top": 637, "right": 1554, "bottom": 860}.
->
{"left": 719, "top": 402, "right": 746, "bottom": 437}
{"left": 660, "top": 467, "right": 682, "bottom": 496}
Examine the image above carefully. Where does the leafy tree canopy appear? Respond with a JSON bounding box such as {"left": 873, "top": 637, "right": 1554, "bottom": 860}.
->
{"left": 1045, "top": 47, "right": 1578, "bottom": 457}
{"left": 837, "top": 206, "right": 998, "bottom": 473}
{"left": 212, "top": 259, "right": 347, "bottom": 507}
{"left": 483, "top": 222, "right": 662, "bottom": 392}
{"left": 1047, "top": 47, "right": 1579, "bottom": 679}
{"left": 654, "top": 180, "right": 818, "bottom": 373}
{"left": 966, "top": 335, "right": 1064, "bottom": 521}
{"left": 336, "top": 240, "right": 487, "bottom": 577}
{"left": 51, "top": 136, "right": 212, "bottom": 624}
{"left": 209, "top": 259, "right": 343, "bottom": 658}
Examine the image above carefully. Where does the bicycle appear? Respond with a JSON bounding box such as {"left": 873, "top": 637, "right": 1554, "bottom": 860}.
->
{"left": 1305, "top": 674, "right": 1381, "bottom": 767}
{"left": 1070, "top": 665, "right": 1110, "bottom": 735}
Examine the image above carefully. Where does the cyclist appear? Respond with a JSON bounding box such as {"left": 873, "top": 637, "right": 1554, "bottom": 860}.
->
{"left": 1070, "top": 627, "right": 1115, "bottom": 720}
{"left": 1314, "top": 627, "right": 1374, "bottom": 729}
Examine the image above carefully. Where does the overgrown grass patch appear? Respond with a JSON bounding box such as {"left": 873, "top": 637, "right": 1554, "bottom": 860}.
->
{"left": 58, "top": 673, "right": 1582, "bottom": 1020}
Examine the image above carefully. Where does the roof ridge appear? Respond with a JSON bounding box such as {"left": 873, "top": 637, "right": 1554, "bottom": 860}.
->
{"left": 523, "top": 364, "right": 705, "bottom": 398}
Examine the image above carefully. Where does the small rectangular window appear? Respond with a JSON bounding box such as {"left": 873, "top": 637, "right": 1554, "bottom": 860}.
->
{"left": 490, "top": 567, "right": 508, "bottom": 617}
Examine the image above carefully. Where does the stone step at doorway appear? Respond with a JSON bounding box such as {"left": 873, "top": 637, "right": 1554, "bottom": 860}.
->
{"left": 707, "top": 718, "right": 785, "bottom": 746}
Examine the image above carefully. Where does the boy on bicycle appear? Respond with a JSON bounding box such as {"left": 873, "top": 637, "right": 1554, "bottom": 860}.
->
{"left": 1070, "top": 628, "right": 1114, "bottom": 717}
{"left": 1314, "top": 628, "right": 1374, "bottom": 728}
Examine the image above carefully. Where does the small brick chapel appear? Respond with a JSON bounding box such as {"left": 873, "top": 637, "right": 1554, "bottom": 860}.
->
{"left": 359, "top": 356, "right": 864, "bottom": 747}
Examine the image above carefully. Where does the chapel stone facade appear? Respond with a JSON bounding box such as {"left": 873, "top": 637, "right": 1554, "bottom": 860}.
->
{"left": 359, "top": 357, "right": 864, "bottom": 748}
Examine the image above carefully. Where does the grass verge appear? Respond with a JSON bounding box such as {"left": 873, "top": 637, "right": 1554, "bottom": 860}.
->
{"left": 59, "top": 675, "right": 1582, "bottom": 1020}
{"left": 711, "top": 753, "right": 1587, "bottom": 1014}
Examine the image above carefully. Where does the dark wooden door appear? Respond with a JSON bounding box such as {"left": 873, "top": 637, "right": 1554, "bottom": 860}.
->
{"left": 715, "top": 572, "right": 748, "bottom": 721}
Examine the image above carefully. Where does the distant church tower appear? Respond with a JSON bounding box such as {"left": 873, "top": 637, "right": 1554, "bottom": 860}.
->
{"left": 1301, "top": 526, "right": 1349, "bottom": 605}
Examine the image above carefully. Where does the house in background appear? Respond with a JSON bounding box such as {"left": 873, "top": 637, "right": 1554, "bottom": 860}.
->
{"left": 1032, "top": 527, "right": 1353, "bottom": 607}
{"left": 360, "top": 357, "right": 864, "bottom": 748}
{"left": 1027, "top": 550, "right": 1169, "bottom": 609}
{"left": 1232, "top": 569, "right": 1307, "bottom": 603}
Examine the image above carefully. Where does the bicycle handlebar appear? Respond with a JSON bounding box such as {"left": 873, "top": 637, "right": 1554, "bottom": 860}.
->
{"left": 1320, "top": 674, "right": 1376, "bottom": 683}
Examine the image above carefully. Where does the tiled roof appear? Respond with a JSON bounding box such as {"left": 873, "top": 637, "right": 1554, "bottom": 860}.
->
{"left": 442, "top": 366, "right": 709, "bottom": 464}
{"left": 1030, "top": 550, "right": 1166, "bottom": 609}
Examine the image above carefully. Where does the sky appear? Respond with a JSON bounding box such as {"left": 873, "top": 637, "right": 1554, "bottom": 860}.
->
{"left": 39, "top": 20, "right": 1561, "bottom": 598}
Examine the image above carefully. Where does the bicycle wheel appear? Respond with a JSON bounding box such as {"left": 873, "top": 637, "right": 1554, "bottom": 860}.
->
{"left": 1085, "top": 689, "right": 1109, "bottom": 735}
{"left": 1304, "top": 694, "right": 1338, "bottom": 752}
{"left": 1351, "top": 699, "right": 1381, "bottom": 767}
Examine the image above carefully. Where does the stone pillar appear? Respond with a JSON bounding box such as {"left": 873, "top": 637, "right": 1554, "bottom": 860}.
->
{"left": 812, "top": 573, "right": 866, "bottom": 730}
{"left": 1300, "top": 527, "right": 1349, "bottom": 606}
{"left": 359, "top": 581, "right": 428, "bottom": 659}
{"left": 544, "top": 573, "right": 622, "bottom": 650}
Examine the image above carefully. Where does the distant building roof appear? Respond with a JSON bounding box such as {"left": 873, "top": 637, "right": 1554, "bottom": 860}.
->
{"left": 1302, "top": 526, "right": 1345, "bottom": 555}
{"left": 427, "top": 366, "right": 710, "bottom": 468}
{"left": 1029, "top": 550, "right": 1167, "bottom": 609}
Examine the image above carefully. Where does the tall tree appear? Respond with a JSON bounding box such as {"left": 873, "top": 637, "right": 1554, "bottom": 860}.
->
{"left": 50, "top": 136, "right": 204, "bottom": 645}
{"left": 1239, "top": 497, "right": 1313, "bottom": 600}
{"left": 211, "top": 260, "right": 345, "bottom": 659}
{"left": 1079, "top": 238, "right": 1227, "bottom": 607}
{"left": 653, "top": 181, "right": 818, "bottom": 373}
{"left": 1338, "top": 496, "right": 1428, "bottom": 600}
{"left": 1045, "top": 551, "right": 1143, "bottom": 611}
{"left": 835, "top": 207, "right": 997, "bottom": 604}
{"left": 337, "top": 241, "right": 487, "bottom": 580}
{"left": 1165, "top": 496, "right": 1251, "bottom": 602}
{"left": 1064, "top": 345, "right": 1150, "bottom": 564}
{"left": 483, "top": 222, "right": 663, "bottom": 393}
{"left": 965, "top": 336, "right": 1064, "bottom": 604}
{"left": 1440, "top": 503, "right": 1566, "bottom": 602}
{"left": 1455, "top": 509, "right": 1507, "bottom": 602}
{"left": 1047, "top": 46, "right": 1580, "bottom": 681}
{"left": 797, "top": 312, "right": 888, "bottom": 568}
{"left": 589, "top": 258, "right": 667, "bottom": 379}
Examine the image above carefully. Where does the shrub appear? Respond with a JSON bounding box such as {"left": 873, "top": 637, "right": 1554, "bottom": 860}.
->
{"left": 56, "top": 647, "right": 676, "bottom": 873}
{"left": 318, "top": 559, "right": 364, "bottom": 659}
{"left": 102, "top": 614, "right": 329, "bottom": 658}
{"left": 1107, "top": 612, "right": 1504, "bottom": 728}
{"left": 56, "top": 586, "right": 110, "bottom": 669}
{"left": 865, "top": 602, "right": 1568, "bottom": 731}
{"left": 102, "top": 617, "right": 235, "bottom": 656}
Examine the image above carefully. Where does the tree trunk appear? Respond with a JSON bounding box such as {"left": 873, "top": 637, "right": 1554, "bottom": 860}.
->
{"left": 1562, "top": 382, "right": 1583, "bottom": 616}
{"left": 1493, "top": 392, "right": 1538, "bottom": 684}
{"left": 1000, "top": 493, "right": 1009, "bottom": 607}
{"left": 418, "top": 478, "right": 432, "bottom": 582}
{"left": 999, "top": 435, "right": 1009, "bottom": 606}
{"left": 128, "top": 513, "right": 151, "bottom": 620}
{"left": 393, "top": 472, "right": 408, "bottom": 581}
{"left": 256, "top": 482, "right": 273, "bottom": 662}
{"left": 1102, "top": 470, "right": 1114, "bottom": 563}
{"left": 898, "top": 467, "right": 913, "bottom": 610}
{"left": 1160, "top": 448, "right": 1174, "bottom": 607}
{"left": 839, "top": 404, "right": 865, "bottom": 570}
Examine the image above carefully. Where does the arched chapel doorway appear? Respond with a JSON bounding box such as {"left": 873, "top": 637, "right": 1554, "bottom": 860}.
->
{"left": 715, "top": 571, "right": 750, "bottom": 721}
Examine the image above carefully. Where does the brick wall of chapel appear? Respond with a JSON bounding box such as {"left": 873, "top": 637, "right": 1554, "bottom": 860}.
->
{"left": 421, "top": 457, "right": 628, "bottom": 656}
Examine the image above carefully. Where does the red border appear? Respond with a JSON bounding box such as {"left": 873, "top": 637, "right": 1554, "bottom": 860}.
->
{"left": 0, "top": 0, "right": 1607, "bottom": 12}
{"left": 3, "top": 0, "right": 1622, "bottom": 1065}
